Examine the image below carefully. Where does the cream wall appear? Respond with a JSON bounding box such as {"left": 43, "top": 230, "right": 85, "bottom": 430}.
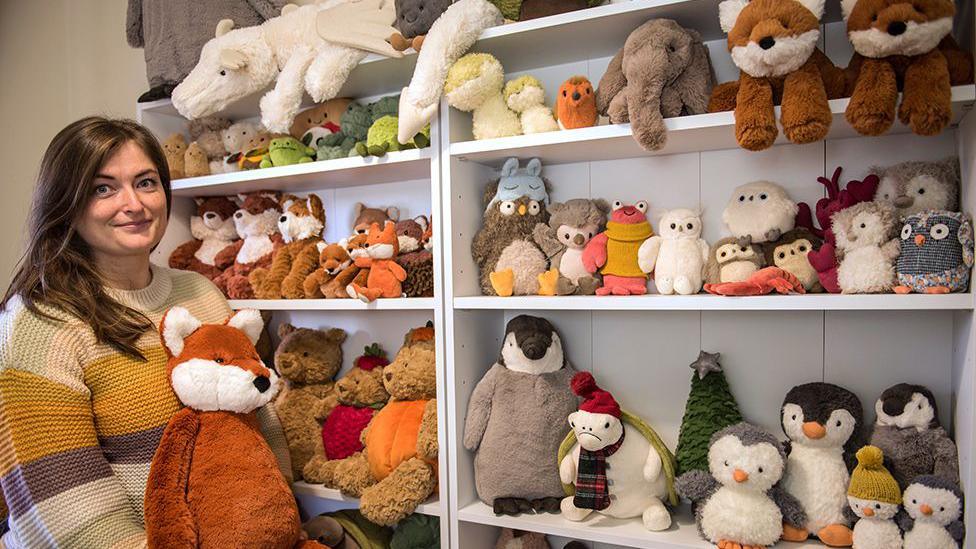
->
{"left": 0, "top": 1, "right": 147, "bottom": 291}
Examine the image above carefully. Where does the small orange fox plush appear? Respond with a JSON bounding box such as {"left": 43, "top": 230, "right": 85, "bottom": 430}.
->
{"left": 557, "top": 76, "right": 598, "bottom": 130}
{"left": 348, "top": 221, "right": 407, "bottom": 302}
{"left": 145, "top": 307, "right": 326, "bottom": 549}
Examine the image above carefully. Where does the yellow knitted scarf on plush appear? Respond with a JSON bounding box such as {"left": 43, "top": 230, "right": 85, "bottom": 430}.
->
{"left": 601, "top": 221, "right": 653, "bottom": 277}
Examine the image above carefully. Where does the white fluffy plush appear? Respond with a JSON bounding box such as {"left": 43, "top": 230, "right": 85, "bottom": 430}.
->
{"left": 848, "top": 18, "right": 953, "bottom": 59}
{"left": 781, "top": 403, "right": 856, "bottom": 533}
{"left": 903, "top": 482, "right": 963, "bottom": 549}
{"left": 397, "top": 0, "right": 503, "bottom": 143}
{"left": 849, "top": 496, "right": 903, "bottom": 549}
{"left": 730, "top": 29, "right": 820, "bottom": 78}
{"left": 505, "top": 77, "right": 558, "bottom": 135}
{"left": 172, "top": 1, "right": 395, "bottom": 132}
{"left": 638, "top": 209, "right": 709, "bottom": 295}
{"left": 833, "top": 202, "right": 900, "bottom": 293}
{"left": 722, "top": 181, "right": 798, "bottom": 244}
{"left": 445, "top": 53, "right": 522, "bottom": 140}
{"left": 699, "top": 434, "right": 787, "bottom": 546}
{"left": 233, "top": 195, "right": 280, "bottom": 264}
{"left": 559, "top": 414, "right": 671, "bottom": 531}
{"left": 876, "top": 391, "right": 936, "bottom": 430}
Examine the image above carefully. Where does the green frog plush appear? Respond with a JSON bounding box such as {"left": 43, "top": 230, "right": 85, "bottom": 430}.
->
{"left": 356, "top": 116, "right": 431, "bottom": 157}
{"left": 260, "top": 137, "right": 315, "bottom": 168}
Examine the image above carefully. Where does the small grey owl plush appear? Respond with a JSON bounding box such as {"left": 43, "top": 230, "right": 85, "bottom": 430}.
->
{"left": 895, "top": 210, "right": 974, "bottom": 294}
{"left": 873, "top": 158, "right": 960, "bottom": 218}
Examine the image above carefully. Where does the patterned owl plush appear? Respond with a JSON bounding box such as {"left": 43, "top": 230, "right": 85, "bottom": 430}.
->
{"left": 895, "top": 210, "right": 974, "bottom": 294}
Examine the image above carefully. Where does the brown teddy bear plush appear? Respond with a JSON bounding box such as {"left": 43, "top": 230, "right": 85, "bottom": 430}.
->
{"left": 596, "top": 19, "right": 714, "bottom": 151}
{"left": 842, "top": 0, "right": 974, "bottom": 137}
{"left": 709, "top": 0, "right": 846, "bottom": 151}
{"left": 273, "top": 323, "right": 345, "bottom": 480}
{"left": 251, "top": 194, "right": 326, "bottom": 299}
{"left": 396, "top": 216, "right": 434, "bottom": 298}
{"left": 331, "top": 324, "right": 438, "bottom": 526}
{"left": 303, "top": 344, "right": 391, "bottom": 485}
{"left": 168, "top": 196, "right": 240, "bottom": 280}
{"left": 183, "top": 142, "right": 210, "bottom": 178}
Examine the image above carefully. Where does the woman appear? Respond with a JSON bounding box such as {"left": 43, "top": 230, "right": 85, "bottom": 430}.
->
{"left": 0, "top": 117, "right": 291, "bottom": 548}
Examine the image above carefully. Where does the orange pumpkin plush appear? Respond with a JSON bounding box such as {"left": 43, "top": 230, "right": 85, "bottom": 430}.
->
{"left": 709, "top": 0, "right": 845, "bottom": 151}
{"left": 842, "top": 0, "right": 974, "bottom": 136}
{"left": 331, "top": 324, "right": 438, "bottom": 526}
{"left": 145, "top": 307, "right": 325, "bottom": 549}
{"left": 556, "top": 76, "right": 598, "bottom": 130}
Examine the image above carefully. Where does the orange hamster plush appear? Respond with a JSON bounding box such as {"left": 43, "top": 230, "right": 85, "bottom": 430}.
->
{"left": 557, "top": 76, "right": 598, "bottom": 130}
{"left": 842, "top": 0, "right": 974, "bottom": 136}
{"left": 145, "top": 307, "right": 325, "bottom": 549}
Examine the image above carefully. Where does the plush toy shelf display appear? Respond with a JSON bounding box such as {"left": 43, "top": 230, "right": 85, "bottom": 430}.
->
{"left": 136, "top": 0, "right": 976, "bottom": 546}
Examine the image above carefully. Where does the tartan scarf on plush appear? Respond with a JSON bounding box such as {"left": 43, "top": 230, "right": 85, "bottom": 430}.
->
{"left": 573, "top": 428, "right": 626, "bottom": 511}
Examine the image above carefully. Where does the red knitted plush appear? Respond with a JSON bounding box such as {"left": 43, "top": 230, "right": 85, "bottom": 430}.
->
{"left": 322, "top": 405, "right": 377, "bottom": 460}
{"left": 572, "top": 372, "right": 621, "bottom": 418}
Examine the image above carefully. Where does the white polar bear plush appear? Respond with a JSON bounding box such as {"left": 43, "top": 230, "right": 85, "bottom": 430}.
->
{"left": 638, "top": 208, "right": 709, "bottom": 295}
{"left": 558, "top": 372, "right": 677, "bottom": 531}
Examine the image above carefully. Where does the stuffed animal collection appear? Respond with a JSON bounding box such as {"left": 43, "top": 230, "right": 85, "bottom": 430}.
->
{"left": 168, "top": 194, "right": 434, "bottom": 301}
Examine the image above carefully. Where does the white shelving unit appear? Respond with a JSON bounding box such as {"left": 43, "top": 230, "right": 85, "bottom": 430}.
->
{"left": 138, "top": 1, "right": 976, "bottom": 548}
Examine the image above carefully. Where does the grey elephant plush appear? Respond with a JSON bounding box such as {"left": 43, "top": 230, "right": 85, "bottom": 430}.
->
{"left": 390, "top": 0, "right": 453, "bottom": 52}
{"left": 596, "top": 18, "right": 714, "bottom": 151}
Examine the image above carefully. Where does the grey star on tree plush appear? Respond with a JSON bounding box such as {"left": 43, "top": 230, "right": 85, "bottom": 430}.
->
{"left": 691, "top": 351, "right": 722, "bottom": 379}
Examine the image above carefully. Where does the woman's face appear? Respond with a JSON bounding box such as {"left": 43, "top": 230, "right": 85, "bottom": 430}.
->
{"left": 75, "top": 141, "right": 168, "bottom": 259}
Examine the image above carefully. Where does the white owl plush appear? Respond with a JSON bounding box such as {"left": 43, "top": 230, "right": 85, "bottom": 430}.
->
{"left": 833, "top": 202, "right": 900, "bottom": 294}
{"left": 638, "top": 209, "right": 709, "bottom": 295}
{"left": 722, "top": 181, "right": 798, "bottom": 244}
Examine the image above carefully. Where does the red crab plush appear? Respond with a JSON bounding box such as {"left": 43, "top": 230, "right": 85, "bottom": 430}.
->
{"left": 704, "top": 267, "right": 806, "bottom": 296}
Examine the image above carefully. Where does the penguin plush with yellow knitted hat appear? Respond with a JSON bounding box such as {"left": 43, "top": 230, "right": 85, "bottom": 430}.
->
{"left": 847, "top": 446, "right": 903, "bottom": 549}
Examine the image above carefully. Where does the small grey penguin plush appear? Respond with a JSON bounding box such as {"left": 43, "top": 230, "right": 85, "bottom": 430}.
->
{"left": 676, "top": 422, "right": 806, "bottom": 547}
{"left": 870, "top": 383, "right": 960, "bottom": 489}
{"left": 463, "top": 315, "right": 578, "bottom": 515}
{"left": 899, "top": 475, "right": 965, "bottom": 549}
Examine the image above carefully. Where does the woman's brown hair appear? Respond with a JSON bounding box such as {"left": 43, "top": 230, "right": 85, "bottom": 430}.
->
{"left": 2, "top": 117, "right": 172, "bottom": 359}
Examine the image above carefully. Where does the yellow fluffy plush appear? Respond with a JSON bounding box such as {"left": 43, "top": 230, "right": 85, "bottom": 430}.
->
{"left": 445, "top": 53, "right": 522, "bottom": 140}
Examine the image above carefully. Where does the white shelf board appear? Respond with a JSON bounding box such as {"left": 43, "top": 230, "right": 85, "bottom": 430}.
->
{"left": 170, "top": 148, "right": 432, "bottom": 196}
{"left": 457, "top": 501, "right": 822, "bottom": 549}
{"left": 453, "top": 293, "right": 975, "bottom": 311}
{"left": 450, "top": 86, "right": 976, "bottom": 167}
{"left": 227, "top": 297, "right": 436, "bottom": 311}
{"left": 469, "top": 0, "right": 845, "bottom": 72}
{"left": 293, "top": 481, "right": 441, "bottom": 517}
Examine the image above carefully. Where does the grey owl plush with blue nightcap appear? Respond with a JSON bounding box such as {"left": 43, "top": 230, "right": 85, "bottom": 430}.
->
{"left": 895, "top": 210, "right": 974, "bottom": 294}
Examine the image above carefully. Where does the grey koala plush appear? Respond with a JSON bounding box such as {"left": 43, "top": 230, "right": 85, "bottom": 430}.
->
{"left": 872, "top": 157, "right": 960, "bottom": 218}
{"left": 532, "top": 199, "right": 610, "bottom": 295}
{"left": 390, "top": 0, "right": 453, "bottom": 52}
{"left": 596, "top": 18, "right": 714, "bottom": 152}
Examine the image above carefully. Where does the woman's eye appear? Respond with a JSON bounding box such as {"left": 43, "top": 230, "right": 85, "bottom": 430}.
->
{"left": 137, "top": 178, "right": 157, "bottom": 189}
{"left": 94, "top": 184, "right": 113, "bottom": 197}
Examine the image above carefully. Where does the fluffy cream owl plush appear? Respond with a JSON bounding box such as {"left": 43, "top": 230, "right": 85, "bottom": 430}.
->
{"left": 638, "top": 209, "right": 709, "bottom": 295}
{"left": 722, "top": 181, "right": 798, "bottom": 244}
{"left": 833, "top": 202, "right": 900, "bottom": 293}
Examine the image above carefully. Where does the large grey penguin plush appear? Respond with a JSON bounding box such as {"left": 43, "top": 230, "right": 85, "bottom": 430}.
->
{"left": 463, "top": 315, "right": 578, "bottom": 515}
{"left": 870, "top": 383, "right": 959, "bottom": 489}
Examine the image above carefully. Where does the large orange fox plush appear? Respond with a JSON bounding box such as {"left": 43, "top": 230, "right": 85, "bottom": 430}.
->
{"left": 348, "top": 221, "right": 408, "bottom": 302}
{"left": 146, "top": 307, "right": 325, "bottom": 549}
{"left": 842, "top": 0, "right": 974, "bottom": 136}
{"left": 709, "top": 0, "right": 846, "bottom": 151}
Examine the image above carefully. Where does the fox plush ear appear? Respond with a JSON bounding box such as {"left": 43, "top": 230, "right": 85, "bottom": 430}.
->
{"left": 797, "top": 0, "right": 825, "bottom": 19}
{"left": 719, "top": 0, "right": 749, "bottom": 33}
{"left": 227, "top": 309, "right": 263, "bottom": 345}
{"left": 161, "top": 307, "right": 202, "bottom": 358}
{"left": 840, "top": 0, "right": 857, "bottom": 20}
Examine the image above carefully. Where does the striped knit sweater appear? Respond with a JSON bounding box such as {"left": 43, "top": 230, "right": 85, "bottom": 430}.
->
{"left": 0, "top": 265, "right": 292, "bottom": 549}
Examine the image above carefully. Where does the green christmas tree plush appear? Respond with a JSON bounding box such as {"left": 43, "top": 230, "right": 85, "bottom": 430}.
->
{"left": 675, "top": 351, "right": 742, "bottom": 476}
